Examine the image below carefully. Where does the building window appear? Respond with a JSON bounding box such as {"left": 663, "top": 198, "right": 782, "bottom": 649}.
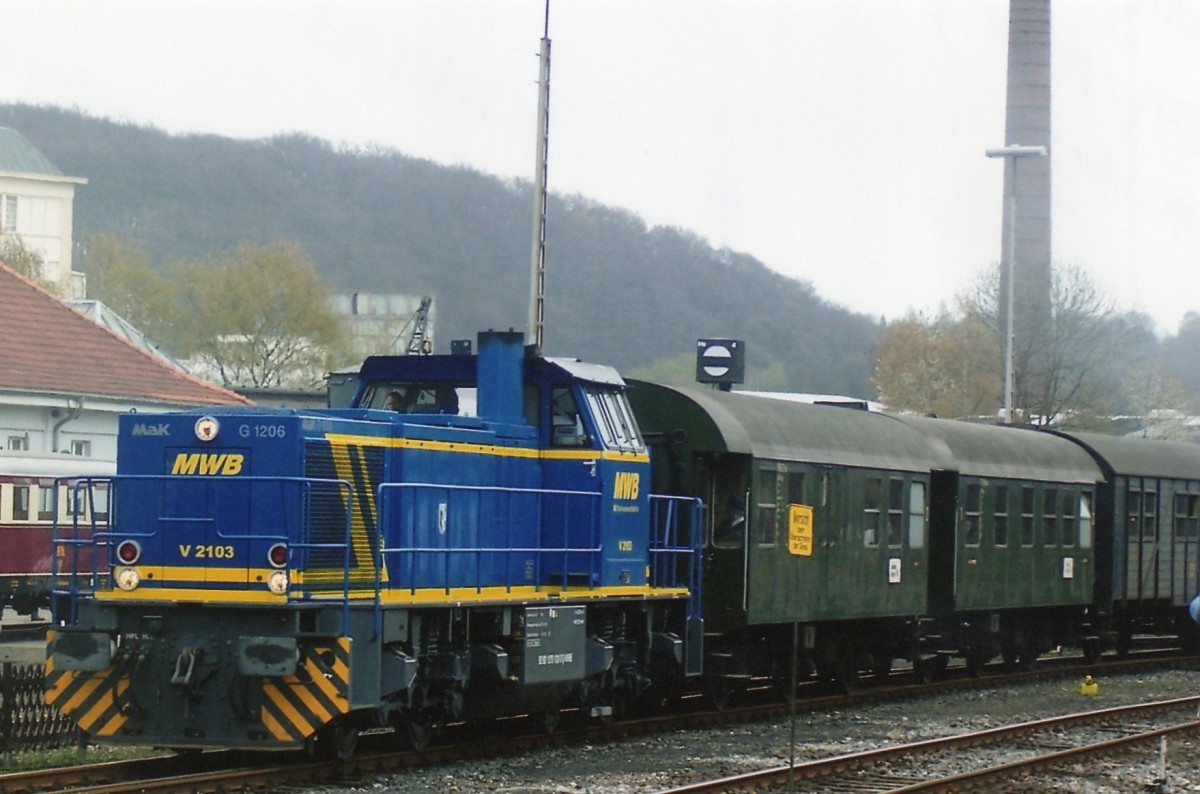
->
{"left": 70, "top": 439, "right": 92, "bottom": 457}
{"left": 2, "top": 195, "right": 16, "bottom": 232}
{"left": 7, "top": 435, "right": 28, "bottom": 451}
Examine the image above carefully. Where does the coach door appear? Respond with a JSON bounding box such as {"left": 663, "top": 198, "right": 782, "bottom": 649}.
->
{"left": 701, "top": 457, "right": 748, "bottom": 633}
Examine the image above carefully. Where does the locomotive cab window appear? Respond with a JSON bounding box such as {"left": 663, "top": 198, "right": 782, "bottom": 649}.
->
{"left": 551, "top": 387, "right": 588, "bottom": 447}
{"left": 581, "top": 385, "right": 643, "bottom": 452}
{"left": 371, "top": 382, "right": 465, "bottom": 415}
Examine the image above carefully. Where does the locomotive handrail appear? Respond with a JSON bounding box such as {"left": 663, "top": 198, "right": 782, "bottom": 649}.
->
{"left": 371, "top": 482, "right": 700, "bottom": 632}
{"left": 51, "top": 474, "right": 358, "bottom": 633}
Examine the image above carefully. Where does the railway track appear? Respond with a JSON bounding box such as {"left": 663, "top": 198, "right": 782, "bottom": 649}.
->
{"left": 1, "top": 652, "right": 1193, "bottom": 794}
{"left": 657, "top": 697, "right": 1200, "bottom": 793}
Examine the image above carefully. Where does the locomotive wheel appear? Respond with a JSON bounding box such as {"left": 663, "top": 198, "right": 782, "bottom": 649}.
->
{"left": 705, "top": 677, "right": 732, "bottom": 711}
{"left": 534, "top": 709, "right": 561, "bottom": 733}
{"left": 835, "top": 660, "right": 862, "bottom": 694}
{"left": 329, "top": 724, "right": 359, "bottom": 761}
{"left": 399, "top": 713, "right": 438, "bottom": 751}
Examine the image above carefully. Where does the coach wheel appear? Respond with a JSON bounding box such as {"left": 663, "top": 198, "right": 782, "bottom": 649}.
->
{"left": 964, "top": 653, "right": 987, "bottom": 678}
{"left": 705, "top": 677, "right": 732, "bottom": 711}
{"left": 873, "top": 656, "right": 893, "bottom": 680}
{"left": 1081, "top": 639, "right": 1102, "bottom": 665}
{"left": 835, "top": 659, "right": 862, "bottom": 694}
{"left": 915, "top": 655, "right": 946, "bottom": 684}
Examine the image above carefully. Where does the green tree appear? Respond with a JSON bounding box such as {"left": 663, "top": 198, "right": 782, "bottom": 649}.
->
{"left": 81, "top": 232, "right": 177, "bottom": 342}
{"left": 0, "top": 234, "right": 50, "bottom": 289}
{"left": 872, "top": 310, "right": 999, "bottom": 418}
{"left": 172, "top": 241, "right": 348, "bottom": 389}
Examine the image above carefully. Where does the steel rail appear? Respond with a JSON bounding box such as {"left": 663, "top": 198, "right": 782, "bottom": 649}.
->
{"left": 655, "top": 697, "right": 1200, "bottom": 793}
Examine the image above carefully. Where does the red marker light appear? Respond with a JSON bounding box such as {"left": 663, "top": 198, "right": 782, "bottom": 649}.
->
{"left": 116, "top": 540, "right": 141, "bottom": 565}
{"left": 268, "top": 543, "right": 288, "bottom": 568}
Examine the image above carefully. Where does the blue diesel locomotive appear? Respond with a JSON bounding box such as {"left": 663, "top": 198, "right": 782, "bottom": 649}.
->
{"left": 46, "top": 332, "right": 701, "bottom": 757}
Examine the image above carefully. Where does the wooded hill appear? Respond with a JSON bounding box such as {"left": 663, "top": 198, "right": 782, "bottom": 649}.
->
{"left": 1, "top": 103, "right": 881, "bottom": 397}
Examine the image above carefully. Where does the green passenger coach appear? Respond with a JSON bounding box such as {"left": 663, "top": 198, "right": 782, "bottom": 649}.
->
{"left": 627, "top": 381, "right": 947, "bottom": 691}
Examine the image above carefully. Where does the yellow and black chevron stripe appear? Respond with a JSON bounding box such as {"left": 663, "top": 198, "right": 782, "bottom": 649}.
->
{"left": 44, "top": 633, "right": 130, "bottom": 738}
{"left": 261, "top": 636, "right": 352, "bottom": 743}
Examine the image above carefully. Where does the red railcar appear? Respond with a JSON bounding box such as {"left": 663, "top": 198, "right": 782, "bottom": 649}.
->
{"left": 0, "top": 451, "right": 113, "bottom": 617}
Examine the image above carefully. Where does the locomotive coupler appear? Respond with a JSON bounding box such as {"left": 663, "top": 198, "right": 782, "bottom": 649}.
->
{"left": 170, "top": 646, "right": 203, "bottom": 691}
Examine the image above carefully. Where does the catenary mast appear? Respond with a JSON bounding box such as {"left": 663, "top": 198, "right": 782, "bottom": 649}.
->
{"left": 527, "top": 1, "right": 551, "bottom": 353}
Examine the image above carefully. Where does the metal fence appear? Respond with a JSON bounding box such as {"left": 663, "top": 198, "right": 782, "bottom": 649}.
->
{"left": 0, "top": 662, "right": 77, "bottom": 752}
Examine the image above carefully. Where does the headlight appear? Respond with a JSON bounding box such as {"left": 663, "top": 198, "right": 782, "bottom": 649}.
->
{"left": 267, "top": 570, "right": 289, "bottom": 595}
{"left": 115, "top": 567, "right": 140, "bottom": 591}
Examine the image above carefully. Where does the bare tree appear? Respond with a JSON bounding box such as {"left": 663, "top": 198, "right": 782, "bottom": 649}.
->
{"left": 964, "top": 263, "right": 1142, "bottom": 427}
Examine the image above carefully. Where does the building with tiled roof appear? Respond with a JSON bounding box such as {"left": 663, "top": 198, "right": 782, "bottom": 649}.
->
{"left": 0, "top": 262, "right": 249, "bottom": 461}
{"left": 0, "top": 127, "right": 87, "bottom": 297}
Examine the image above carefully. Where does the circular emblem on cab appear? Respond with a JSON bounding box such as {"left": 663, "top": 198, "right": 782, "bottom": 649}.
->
{"left": 194, "top": 416, "right": 220, "bottom": 442}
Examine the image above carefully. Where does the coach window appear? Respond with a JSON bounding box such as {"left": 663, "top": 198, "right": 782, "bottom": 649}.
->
{"left": 884, "top": 479, "right": 903, "bottom": 547}
{"left": 787, "top": 472, "right": 805, "bottom": 511}
{"left": 908, "top": 481, "right": 926, "bottom": 549}
{"left": 964, "top": 483, "right": 982, "bottom": 546}
{"left": 1043, "top": 489, "right": 1058, "bottom": 546}
{"left": 1143, "top": 490, "right": 1158, "bottom": 540}
{"left": 1128, "top": 489, "right": 1141, "bottom": 538}
{"left": 12, "top": 485, "right": 29, "bottom": 521}
{"left": 1173, "top": 494, "right": 1199, "bottom": 539}
{"left": 756, "top": 469, "right": 779, "bottom": 546}
{"left": 92, "top": 482, "right": 111, "bottom": 522}
{"left": 863, "top": 477, "right": 881, "bottom": 547}
{"left": 993, "top": 485, "right": 1010, "bottom": 547}
{"left": 1020, "top": 487, "right": 1035, "bottom": 547}
{"left": 1079, "top": 494, "right": 1094, "bottom": 548}
{"left": 1061, "top": 492, "right": 1077, "bottom": 547}
{"left": 38, "top": 485, "right": 54, "bottom": 522}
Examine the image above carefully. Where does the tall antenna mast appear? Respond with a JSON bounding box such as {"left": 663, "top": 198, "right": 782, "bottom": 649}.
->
{"left": 527, "top": 0, "right": 551, "bottom": 353}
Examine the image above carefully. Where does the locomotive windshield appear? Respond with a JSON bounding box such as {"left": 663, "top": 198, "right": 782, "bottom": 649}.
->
{"left": 581, "top": 384, "right": 644, "bottom": 452}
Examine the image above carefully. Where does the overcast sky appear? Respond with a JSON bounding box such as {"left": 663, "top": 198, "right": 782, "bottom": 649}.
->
{"left": 5, "top": 1, "right": 1198, "bottom": 335}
